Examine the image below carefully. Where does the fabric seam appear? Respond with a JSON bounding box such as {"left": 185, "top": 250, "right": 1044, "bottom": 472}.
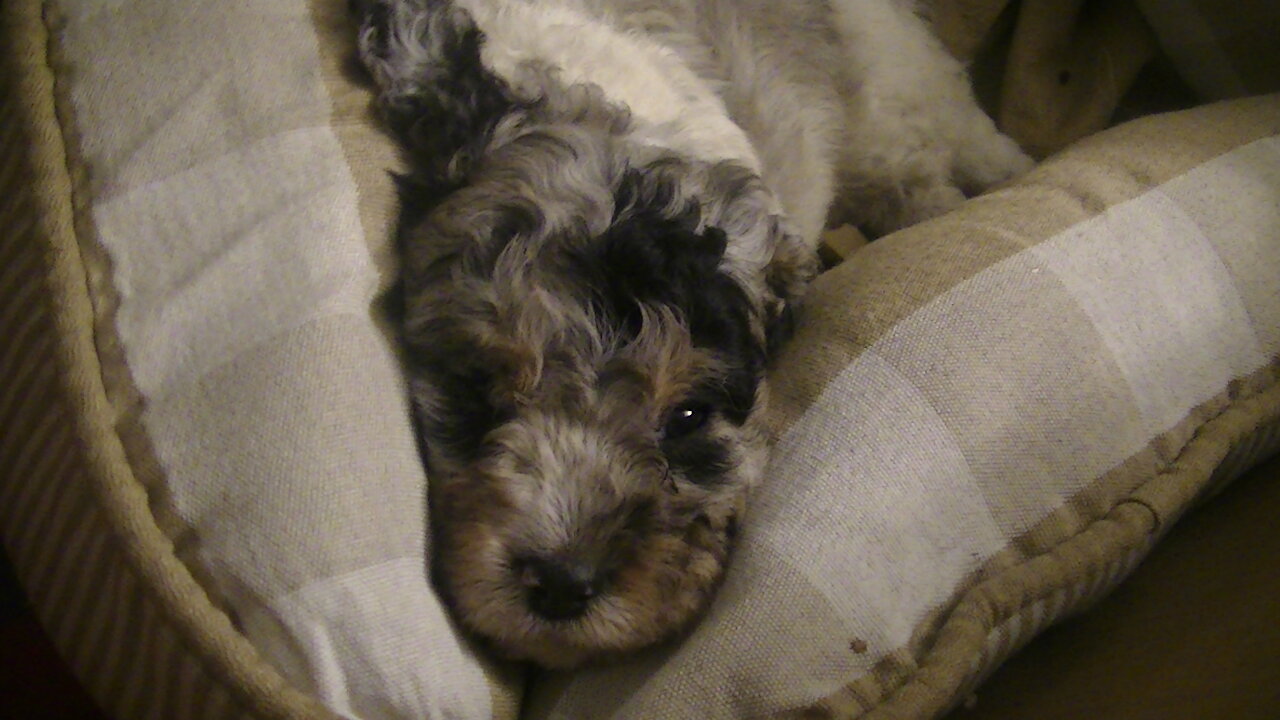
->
{"left": 854, "top": 370, "right": 1280, "bottom": 719}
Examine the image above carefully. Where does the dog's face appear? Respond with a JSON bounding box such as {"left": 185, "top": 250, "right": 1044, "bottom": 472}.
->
{"left": 397, "top": 124, "right": 811, "bottom": 667}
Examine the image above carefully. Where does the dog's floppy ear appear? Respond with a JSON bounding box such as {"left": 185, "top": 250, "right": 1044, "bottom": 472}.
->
{"left": 355, "top": 0, "right": 523, "bottom": 207}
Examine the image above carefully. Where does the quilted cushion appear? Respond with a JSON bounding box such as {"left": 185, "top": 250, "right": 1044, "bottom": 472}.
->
{"left": 529, "top": 94, "right": 1280, "bottom": 719}
{"left": 2, "top": 1, "right": 1277, "bottom": 719}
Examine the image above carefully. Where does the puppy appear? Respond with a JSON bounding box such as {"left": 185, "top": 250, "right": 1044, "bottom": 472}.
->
{"left": 354, "top": 0, "right": 1031, "bottom": 668}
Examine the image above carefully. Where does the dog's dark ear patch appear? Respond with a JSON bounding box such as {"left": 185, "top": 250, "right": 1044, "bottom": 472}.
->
{"left": 592, "top": 189, "right": 725, "bottom": 331}
{"left": 573, "top": 168, "right": 767, "bottom": 421}
{"left": 357, "top": 0, "right": 525, "bottom": 211}
{"left": 587, "top": 176, "right": 745, "bottom": 352}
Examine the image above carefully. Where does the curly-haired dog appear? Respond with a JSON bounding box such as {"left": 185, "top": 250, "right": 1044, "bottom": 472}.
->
{"left": 354, "top": 0, "right": 1031, "bottom": 668}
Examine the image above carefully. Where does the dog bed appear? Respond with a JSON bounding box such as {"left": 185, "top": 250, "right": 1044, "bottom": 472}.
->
{"left": 2, "top": 1, "right": 1278, "bottom": 719}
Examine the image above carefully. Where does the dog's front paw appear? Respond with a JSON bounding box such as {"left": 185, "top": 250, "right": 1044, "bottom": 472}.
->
{"left": 892, "top": 180, "right": 967, "bottom": 231}
{"left": 956, "top": 130, "right": 1035, "bottom": 195}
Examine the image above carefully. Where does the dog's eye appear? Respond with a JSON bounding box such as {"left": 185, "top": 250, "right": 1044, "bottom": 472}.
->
{"left": 662, "top": 404, "right": 711, "bottom": 439}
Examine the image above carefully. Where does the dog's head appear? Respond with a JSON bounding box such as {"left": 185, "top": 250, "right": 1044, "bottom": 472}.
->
{"left": 401, "top": 139, "right": 813, "bottom": 667}
{"left": 361, "top": 1, "right": 815, "bottom": 667}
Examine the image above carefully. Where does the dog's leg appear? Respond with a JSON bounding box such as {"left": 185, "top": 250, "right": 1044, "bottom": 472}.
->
{"left": 826, "top": 0, "right": 1032, "bottom": 236}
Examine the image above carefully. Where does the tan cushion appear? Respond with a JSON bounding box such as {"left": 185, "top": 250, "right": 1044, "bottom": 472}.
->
{"left": 1, "top": 0, "right": 519, "bottom": 719}
{"left": 1, "top": 3, "right": 335, "bottom": 720}
{"left": 528, "top": 95, "right": 1280, "bottom": 719}
{"left": 942, "top": 454, "right": 1280, "bottom": 720}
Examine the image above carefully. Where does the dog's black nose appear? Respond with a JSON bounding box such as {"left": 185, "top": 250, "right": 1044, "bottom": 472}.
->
{"left": 519, "top": 556, "right": 601, "bottom": 621}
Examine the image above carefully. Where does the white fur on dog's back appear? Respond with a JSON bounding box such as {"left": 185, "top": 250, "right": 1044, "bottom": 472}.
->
{"left": 456, "top": 0, "right": 763, "bottom": 170}
{"left": 452, "top": 0, "right": 852, "bottom": 244}
{"left": 449, "top": 0, "right": 1030, "bottom": 241}
{"left": 825, "top": 0, "right": 1034, "bottom": 231}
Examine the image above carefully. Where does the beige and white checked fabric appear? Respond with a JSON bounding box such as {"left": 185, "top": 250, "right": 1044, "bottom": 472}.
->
{"left": 3, "top": 1, "right": 519, "bottom": 719}
{"left": 2, "top": 1, "right": 1279, "bottom": 719}
{"left": 1, "top": 5, "right": 342, "bottom": 720}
